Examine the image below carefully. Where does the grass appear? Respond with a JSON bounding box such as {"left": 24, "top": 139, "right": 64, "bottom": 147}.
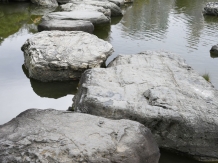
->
{"left": 202, "top": 73, "right": 210, "bottom": 82}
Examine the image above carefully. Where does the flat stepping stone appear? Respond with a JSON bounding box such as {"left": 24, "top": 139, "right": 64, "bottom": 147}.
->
{"left": 69, "top": 0, "right": 123, "bottom": 16}
{"left": 21, "top": 31, "right": 113, "bottom": 82}
{"left": 73, "top": 51, "right": 218, "bottom": 161}
{"left": 60, "top": 3, "right": 111, "bottom": 18}
{"left": 31, "top": 0, "right": 58, "bottom": 7}
{"left": 0, "top": 109, "right": 160, "bottom": 163}
{"left": 203, "top": 2, "right": 218, "bottom": 16}
{"left": 38, "top": 20, "right": 94, "bottom": 33}
{"left": 42, "top": 11, "right": 110, "bottom": 25}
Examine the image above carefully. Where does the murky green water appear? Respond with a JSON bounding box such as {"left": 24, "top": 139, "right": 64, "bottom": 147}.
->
{"left": 0, "top": 1, "right": 218, "bottom": 162}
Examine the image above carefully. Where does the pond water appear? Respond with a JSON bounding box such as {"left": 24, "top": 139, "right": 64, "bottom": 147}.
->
{"left": 0, "top": 0, "right": 218, "bottom": 162}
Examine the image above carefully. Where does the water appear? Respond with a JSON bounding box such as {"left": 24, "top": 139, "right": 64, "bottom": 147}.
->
{"left": 0, "top": 1, "right": 218, "bottom": 162}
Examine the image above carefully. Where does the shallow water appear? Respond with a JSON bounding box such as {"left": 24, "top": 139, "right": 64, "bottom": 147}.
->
{"left": 0, "top": 1, "right": 217, "bottom": 162}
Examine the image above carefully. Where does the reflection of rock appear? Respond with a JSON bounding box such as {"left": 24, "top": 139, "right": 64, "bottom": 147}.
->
{"left": 73, "top": 51, "right": 218, "bottom": 162}
{"left": 203, "top": 2, "right": 218, "bottom": 16}
{"left": 22, "top": 64, "right": 78, "bottom": 98}
{"left": 111, "top": 15, "right": 122, "bottom": 25}
{"left": 0, "top": 109, "right": 160, "bottom": 163}
{"left": 210, "top": 44, "right": 218, "bottom": 58}
{"left": 93, "top": 24, "right": 111, "bottom": 40}
{"left": 21, "top": 31, "right": 113, "bottom": 82}
{"left": 38, "top": 20, "right": 94, "bottom": 33}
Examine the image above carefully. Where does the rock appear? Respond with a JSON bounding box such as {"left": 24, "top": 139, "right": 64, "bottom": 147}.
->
{"left": 203, "top": 2, "right": 218, "bottom": 16}
{"left": 73, "top": 51, "right": 218, "bottom": 162}
{"left": 30, "top": 6, "right": 57, "bottom": 15}
{"left": 0, "top": 109, "right": 160, "bottom": 163}
{"left": 210, "top": 44, "right": 218, "bottom": 56}
{"left": 21, "top": 31, "right": 113, "bottom": 82}
{"left": 38, "top": 19, "right": 94, "bottom": 33}
{"left": 57, "top": 0, "right": 70, "bottom": 4}
{"left": 60, "top": 3, "right": 111, "bottom": 18}
{"left": 69, "top": 0, "right": 123, "bottom": 16}
{"left": 30, "top": 0, "right": 58, "bottom": 7}
{"left": 42, "top": 11, "right": 110, "bottom": 25}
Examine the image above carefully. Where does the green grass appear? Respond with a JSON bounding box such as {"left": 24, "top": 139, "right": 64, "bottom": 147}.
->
{"left": 202, "top": 73, "right": 210, "bottom": 82}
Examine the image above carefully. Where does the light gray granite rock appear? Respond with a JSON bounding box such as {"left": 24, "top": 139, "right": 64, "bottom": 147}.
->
{"left": 30, "top": 0, "right": 58, "bottom": 7}
{"left": 0, "top": 109, "right": 160, "bottom": 163}
{"left": 73, "top": 51, "right": 218, "bottom": 162}
{"left": 38, "top": 20, "right": 94, "bottom": 33}
{"left": 203, "top": 2, "right": 218, "bottom": 16}
{"left": 69, "top": 0, "right": 123, "bottom": 16}
{"left": 42, "top": 11, "right": 110, "bottom": 25}
{"left": 60, "top": 3, "right": 111, "bottom": 18}
{"left": 21, "top": 31, "right": 113, "bottom": 82}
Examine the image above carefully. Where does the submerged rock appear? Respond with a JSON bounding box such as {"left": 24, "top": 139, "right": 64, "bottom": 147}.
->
{"left": 0, "top": 109, "right": 160, "bottom": 163}
{"left": 210, "top": 44, "right": 218, "bottom": 57}
{"left": 69, "top": 0, "right": 123, "bottom": 16}
{"left": 60, "top": 3, "right": 111, "bottom": 18}
{"left": 30, "top": 0, "right": 58, "bottom": 7}
{"left": 21, "top": 31, "right": 113, "bottom": 82}
{"left": 38, "top": 19, "right": 94, "bottom": 33}
{"left": 42, "top": 11, "right": 110, "bottom": 25}
{"left": 203, "top": 2, "right": 218, "bottom": 16}
{"left": 73, "top": 51, "right": 218, "bottom": 161}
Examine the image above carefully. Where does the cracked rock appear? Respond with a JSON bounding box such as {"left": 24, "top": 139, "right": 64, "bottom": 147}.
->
{"left": 73, "top": 51, "right": 218, "bottom": 161}
{"left": 0, "top": 109, "right": 160, "bottom": 163}
{"left": 21, "top": 31, "right": 113, "bottom": 82}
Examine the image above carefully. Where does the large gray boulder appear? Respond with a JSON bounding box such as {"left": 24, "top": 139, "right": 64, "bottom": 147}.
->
{"left": 203, "top": 2, "right": 218, "bottom": 16}
{"left": 69, "top": 0, "right": 123, "bottom": 16}
{"left": 42, "top": 11, "right": 110, "bottom": 25}
{"left": 73, "top": 51, "right": 218, "bottom": 162}
{"left": 0, "top": 109, "right": 160, "bottom": 163}
{"left": 30, "top": 0, "right": 58, "bottom": 7}
{"left": 21, "top": 31, "right": 113, "bottom": 82}
{"left": 60, "top": 3, "right": 111, "bottom": 18}
{"left": 38, "top": 20, "right": 94, "bottom": 33}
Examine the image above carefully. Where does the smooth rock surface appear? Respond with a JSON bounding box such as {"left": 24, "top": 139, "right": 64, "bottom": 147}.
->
{"left": 73, "top": 51, "right": 218, "bottom": 161}
{"left": 60, "top": 3, "right": 111, "bottom": 18}
{"left": 38, "top": 20, "right": 94, "bottom": 33}
{"left": 21, "top": 31, "right": 113, "bottom": 82}
{"left": 42, "top": 11, "right": 110, "bottom": 25}
{"left": 0, "top": 109, "right": 160, "bottom": 163}
{"left": 69, "top": 0, "right": 123, "bottom": 16}
{"left": 203, "top": 2, "right": 218, "bottom": 16}
{"left": 31, "top": 0, "right": 58, "bottom": 7}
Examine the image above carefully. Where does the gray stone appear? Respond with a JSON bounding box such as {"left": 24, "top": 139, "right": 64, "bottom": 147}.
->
{"left": 0, "top": 109, "right": 160, "bottom": 163}
{"left": 203, "top": 2, "right": 218, "bottom": 16}
{"left": 73, "top": 51, "right": 218, "bottom": 162}
{"left": 69, "top": 0, "right": 123, "bottom": 16}
{"left": 60, "top": 3, "right": 111, "bottom": 18}
{"left": 30, "top": 0, "right": 58, "bottom": 7}
{"left": 42, "top": 11, "right": 110, "bottom": 25}
{"left": 30, "top": 6, "right": 57, "bottom": 15}
{"left": 21, "top": 31, "right": 113, "bottom": 82}
{"left": 38, "top": 20, "right": 94, "bottom": 33}
{"left": 210, "top": 44, "right": 218, "bottom": 55}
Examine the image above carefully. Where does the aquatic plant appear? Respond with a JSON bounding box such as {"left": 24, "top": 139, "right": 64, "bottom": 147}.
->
{"left": 202, "top": 73, "right": 210, "bottom": 82}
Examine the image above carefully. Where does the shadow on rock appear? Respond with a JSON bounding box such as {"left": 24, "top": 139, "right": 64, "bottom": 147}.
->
{"left": 22, "top": 64, "right": 78, "bottom": 99}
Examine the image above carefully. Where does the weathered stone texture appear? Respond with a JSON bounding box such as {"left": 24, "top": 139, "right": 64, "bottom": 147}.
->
{"left": 73, "top": 51, "right": 218, "bottom": 161}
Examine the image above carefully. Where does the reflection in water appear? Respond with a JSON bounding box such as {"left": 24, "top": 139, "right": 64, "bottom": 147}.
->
{"left": 22, "top": 65, "right": 78, "bottom": 99}
{"left": 159, "top": 150, "right": 200, "bottom": 163}
{"left": 210, "top": 51, "right": 218, "bottom": 58}
{"left": 93, "top": 24, "right": 111, "bottom": 41}
{"left": 0, "top": 2, "right": 56, "bottom": 45}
